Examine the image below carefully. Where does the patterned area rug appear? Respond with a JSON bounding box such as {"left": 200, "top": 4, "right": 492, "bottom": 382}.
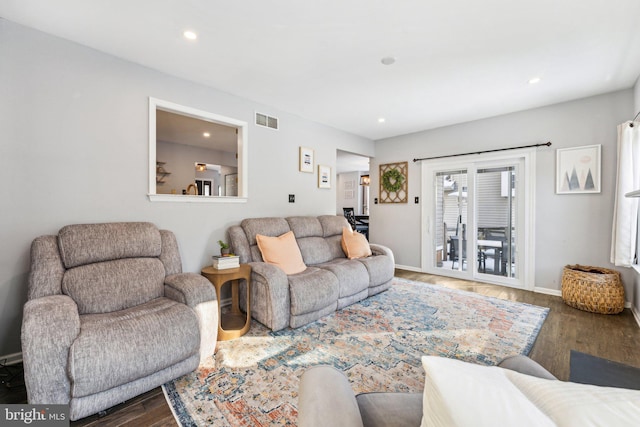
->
{"left": 163, "top": 278, "right": 549, "bottom": 426}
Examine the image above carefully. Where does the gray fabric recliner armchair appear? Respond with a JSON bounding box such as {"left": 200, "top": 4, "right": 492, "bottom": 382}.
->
{"left": 22, "top": 222, "right": 218, "bottom": 421}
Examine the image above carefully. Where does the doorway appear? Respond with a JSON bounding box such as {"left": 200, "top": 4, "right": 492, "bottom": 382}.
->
{"left": 421, "top": 149, "right": 535, "bottom": 290}
{"left": 336, "top": 150, "right": 370, "bottom": 216}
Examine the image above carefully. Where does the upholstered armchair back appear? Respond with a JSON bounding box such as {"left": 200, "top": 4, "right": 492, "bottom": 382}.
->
{"left": 28, "top": 222, "right": 183, "bottom": 314}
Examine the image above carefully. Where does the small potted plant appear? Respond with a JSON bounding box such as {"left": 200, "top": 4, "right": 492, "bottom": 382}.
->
{"left": 218, "top": 240, "right": 231, "bottom": 256}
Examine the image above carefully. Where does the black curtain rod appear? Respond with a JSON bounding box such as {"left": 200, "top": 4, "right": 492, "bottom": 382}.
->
{"left": 412, "top": 141, "right": 552, "bottom": 162}
{"left": 630, "top": 111, "right": 640, "bottom": 127}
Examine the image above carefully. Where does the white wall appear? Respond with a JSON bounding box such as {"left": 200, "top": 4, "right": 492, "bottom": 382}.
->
{"left": 633, "top": 75, "right": 640, "bottom": 318}
{"left": 336, "top": 172, "right": 362, "bottom": 215}
{"left": 372, "top": 90, "right": 636, "bottom": 298}
{"left": 0, "top": 19, "right": 374, "bottom": 355}
{"left": 635, "top": 75, "right": 640, "bottom": 113}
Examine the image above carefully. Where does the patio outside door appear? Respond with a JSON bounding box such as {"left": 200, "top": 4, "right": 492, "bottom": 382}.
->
{"left": 422, "top": 150, "right": 534, "bottom": 290}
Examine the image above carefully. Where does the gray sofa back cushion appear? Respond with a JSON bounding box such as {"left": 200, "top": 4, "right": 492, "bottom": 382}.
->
{"left": 62, "top": 258, "right": 166, "bottom": 314}
{"left": 232, "top": 216, "right": 353, "bottom": 266}
{"left": 287, "top": 217, "right": 333, "bottom": 265}
{"left": 319, "top": 215, "right": 351, "bottom": 260}
{"left": 286, "top": 216, "right": 324, "bottom": 238}
{"left": 241, "top": 218, "right": 291, "bottom": 245}
{"left": 318, "top": 215, "right": 349, "bottom": 237}
{"left": 240, "top": 217, "right": 292, "bottom": 262}
{"left": 58, "top": 222, "right": 162, "bottom": 269}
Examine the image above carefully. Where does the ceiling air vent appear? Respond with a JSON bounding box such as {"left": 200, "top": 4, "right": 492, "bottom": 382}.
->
{"left": 256, "top": 112, "right": 279, "bottom": 130}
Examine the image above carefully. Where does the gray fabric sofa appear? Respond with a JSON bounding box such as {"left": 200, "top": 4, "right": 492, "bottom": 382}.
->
{"left": 22, "top": 222, "right": 218, "bottom": 421}
{"left": 228, "top": 215, "right": 395, "bottom": 331}
{"left": 298, "top": 356, "right": 557, "bottom": 427}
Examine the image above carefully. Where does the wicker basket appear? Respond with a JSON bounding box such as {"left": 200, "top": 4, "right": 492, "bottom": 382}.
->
{"left": 561, "top": 265, "right": 624, "bottom": 314}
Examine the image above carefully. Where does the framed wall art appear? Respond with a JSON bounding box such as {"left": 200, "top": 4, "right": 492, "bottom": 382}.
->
{"left": 318, "top": 165, "right": 331, "bottom": 189}
{"left": 299, "top": 146, "right": 314, "bottom": 173}
{"left": 379, "top": 161, "right": 408, "bottom": 203}
{"left": 556, "top": 144, "right": 601, "bottom": 194}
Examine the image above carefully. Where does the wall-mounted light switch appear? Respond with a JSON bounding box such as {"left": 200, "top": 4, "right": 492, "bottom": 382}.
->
{"left": 415, "top": 196, "right": 419, "bottom": 204}
{"left": 289, "top": 194, "right": 295, "bottom": 203}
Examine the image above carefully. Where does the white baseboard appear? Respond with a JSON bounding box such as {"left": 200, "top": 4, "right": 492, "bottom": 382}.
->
{"left": 533, "top": 287, "right": 562, "bottom": 297}
{"left": 394, "top": 264, "right": 423, "bottom": 272}
{"left": 0, "top": 352, "right": 22, "bottom": 365}
{"left": 632, "top": 305, "right": 640, "bottom": 328}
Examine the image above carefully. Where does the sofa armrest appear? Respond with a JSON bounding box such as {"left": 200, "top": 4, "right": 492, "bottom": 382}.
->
{"left": 249, "top": 262, "right": 291, "bottom": 331}
{"left": 298, "top": 365, "right": 364, "bottom": 427}
{"left": 165, "top": 273, "right": 218, "bottom": 363}
{"left": 228, "top": 225, "right": 252, "bottom": 264}
{"left": 369, "top": 243, "right": 395, "bottom": 265}
{"left": 22, "top": 294, "right": 80, "bottom": 404}
{"left": 498, "top": 355, "right": 557, "bottom": 380}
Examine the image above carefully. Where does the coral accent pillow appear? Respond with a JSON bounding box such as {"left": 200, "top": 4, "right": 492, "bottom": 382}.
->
{"left": 341, "top": 227, "right": 372, "bottom": 259}
{"left": 256, "top": 231, "right": 307, "bottom": 274}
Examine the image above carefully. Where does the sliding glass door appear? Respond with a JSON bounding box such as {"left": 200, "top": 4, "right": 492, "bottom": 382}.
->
{"left": 433, "top": 169, "right": 468, "bottom": 272}
{"left": 476, "top": 166, "right": 517, "bottom": 278}
{"left": 422, "top": 150, "right": 534, "bottom": 290}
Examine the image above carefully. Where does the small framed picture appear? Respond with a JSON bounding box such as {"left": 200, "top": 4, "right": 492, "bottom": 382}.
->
{"left": 318, "top": 165, "right": 331, "bottom": 189}
{"left": 299, "top": 146, "right": 314, "bottom": 173}
{"left": 556, "top": 144, "right": 601, "bottom": 194}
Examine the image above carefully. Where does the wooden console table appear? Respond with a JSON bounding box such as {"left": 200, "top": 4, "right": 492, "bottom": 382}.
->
{"left": 201, "top": 264, "right": 251, "bottom": 340}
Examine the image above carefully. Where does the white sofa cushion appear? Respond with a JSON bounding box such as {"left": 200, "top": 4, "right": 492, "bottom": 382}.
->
{"left": 421, "top": 356, "right": 640, "bottom": 427}
{"left": 506, "top": 369, "right": 640, "bottom": 426}
{"left": 421, "top": 356, "right": 553, "bottom": 427}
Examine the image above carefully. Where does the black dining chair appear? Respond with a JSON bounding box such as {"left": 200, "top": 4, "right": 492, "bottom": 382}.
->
{"left": 450, "top": 237, "right": 466, "bottom": 269}
{"left": 343, "top": 207, "right": 356, "bottom": 228}
{"left": 343, "top": 208, "right": 368, "bottom": 239}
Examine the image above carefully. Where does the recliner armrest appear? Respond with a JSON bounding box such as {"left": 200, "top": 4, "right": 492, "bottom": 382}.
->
{"left": 298, "top": 365, "right": 364, "bottom": 427}
{"left": 498, "top": 355, "right": 557, "bottom": 380}
{"left": 164, "top": 273, "right": 217, "bottom": 307}
{"left": 248, "top": 262, "right": 291, "bottom": 331}
{"left": 22, "top": 294, "right": 80, "bottom": 404}
{"left": 165, "top": 273, "right": 218, "bottom": 364}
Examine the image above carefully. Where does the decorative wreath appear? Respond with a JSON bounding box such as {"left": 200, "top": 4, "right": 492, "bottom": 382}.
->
{"left": 382, "top": 168, "right": 405, "bottom": 193}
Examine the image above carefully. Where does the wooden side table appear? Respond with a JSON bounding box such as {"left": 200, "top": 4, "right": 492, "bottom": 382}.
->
{"left": 201, "top": 264, "right": 251, "bottom": 340}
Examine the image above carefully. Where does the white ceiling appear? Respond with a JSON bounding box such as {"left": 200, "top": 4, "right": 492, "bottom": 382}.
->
{"left": 2, "top": 0, "right": 640, "bottom": 140}
{"left": 337, "top": 150, "right": 370, "bottom": 174}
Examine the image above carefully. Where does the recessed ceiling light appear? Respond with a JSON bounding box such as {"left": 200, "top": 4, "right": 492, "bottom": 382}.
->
{"left": 203, "top": 132, "right": 210, "bottom": 137}
{"left": 381, "top": 57, "right": 396, "bottom": 66}
{"left": 528, "top": 77, "right": 541, "bottom": 85}
{"left": 183, "top": 30, "right": 197, "bottom": 40}
{"left": 378, "top": 118, "right": 386, "bottom": 123}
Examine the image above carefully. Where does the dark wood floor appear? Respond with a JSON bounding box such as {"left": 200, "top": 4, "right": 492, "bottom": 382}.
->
{"left": 2, "top": 269, "right": 639, "bottom": 426}
{"left": 395, "top": 269, "right": 640, "bottom": 379}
